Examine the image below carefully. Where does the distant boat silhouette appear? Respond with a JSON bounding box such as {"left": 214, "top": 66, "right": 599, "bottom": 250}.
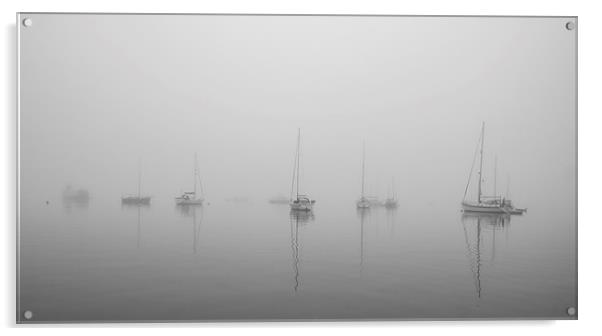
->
{"left": 175, "top": 153, "right": 204, "bottom": 206}
{"left": 384, "top": 177, "right": 398, "bottom": 209}
{"left": 461, "top": 122, "right": 525, "bottom": 215}
{"left": 289, "top": 129, "right": 315, "bottom": 212}
{"left": 356, "top": 142, "right": 371, "bottom": 209}
{"left": 122, "top": 160, "right": 151, "bottom": 205}
{"left": 62, "top": 186, "right": 90, "bottom": 203}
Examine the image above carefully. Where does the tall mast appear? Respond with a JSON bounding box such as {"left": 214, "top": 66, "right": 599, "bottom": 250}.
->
{"left": 137, "top": 158, "right": 141, "bottom": 198}
{"left": 493, "top": 155, "right": 497, "bottom": 198}
{"left": 193, "top": 153, "right": 198, "bottom": 195}
{"left": 296, "top": 128, "right": 301, "bottom": 199}
{"left": 290, "top": 143, "right": 298, "bottom": 202}
{"left": 477, "top": 122, "right": 485, "bottom": 204}
{"left": 361, "top": 141, "right": 366, "bottom": 198}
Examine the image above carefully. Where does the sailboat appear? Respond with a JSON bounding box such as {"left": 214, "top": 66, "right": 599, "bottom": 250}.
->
{"left": 121, "top": 161, "right": 151, "bottom": 205}
{"left": 290, "top": 129, "right": 315, "bottom": 211}
{"left": 175, "top": 153, "right": 204, "bottom": 206}
{"left": 384, "top": 177, "right": 398, "bottom": 209}
{"left": 461, "top": 123, "right": 526, "bottom": 214}
{"left": 356, "top": 142, "right": 371, "bottom": 209}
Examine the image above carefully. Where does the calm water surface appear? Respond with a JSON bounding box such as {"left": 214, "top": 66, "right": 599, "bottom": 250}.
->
{"left": 19, "top": 190, "right": 576, "bottom": 322}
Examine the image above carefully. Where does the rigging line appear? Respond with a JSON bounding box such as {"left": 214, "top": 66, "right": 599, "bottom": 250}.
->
{"left": 198, "top": 174, "right": 205, "bottom": 198}
{"left": 462, "top": 130, "right": 483, "bottom": 201}
{"left": 290, "top": 137, "right": 299, "bottom": 201}
{"left": 197, "top": 158, "right": 205, "bottom": 198}
{"left": 137, "top": 158, "right": 142, "bottom": 198}
{"left": 296, "top": 129, "right": 301, "bottom": 198}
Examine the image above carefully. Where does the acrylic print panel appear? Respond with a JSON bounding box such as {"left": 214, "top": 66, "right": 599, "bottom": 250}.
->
{"left": 17, "top": 14, "right": 577, "bottom": 322}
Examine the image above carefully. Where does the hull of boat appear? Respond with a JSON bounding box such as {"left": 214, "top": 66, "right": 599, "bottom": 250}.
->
{"left": 121, "top": 197, "right": 151, "bottom": 205}
{"left": 461, "top": 201, "right": 525, "bottom": 215}
{"left": 356, "top": 201, "right": 371, "bottom": 209}
{"left": 290, "top": 203, "right": 313, "bottom": 211}
{"left": 175, "top": 198, "right": 203, "bottom": 206}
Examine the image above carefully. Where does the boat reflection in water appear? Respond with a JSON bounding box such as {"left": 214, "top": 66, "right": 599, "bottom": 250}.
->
{"left": 177, "top": 205, "right": 203, "bottom": 254}
{"left": 385, "top": 203, "right": 398, "bottom": 236}
{"left": 357, "top": 207, "right": 370, "bottom": 270}
{"left": 289, "top": 210, "right": 314, "bottom": 292}
{"left": 121, "top": 202, "right": 150, "bottom": 249}
{"left": 461, "top": 212, "right": 511, "bottom": 300}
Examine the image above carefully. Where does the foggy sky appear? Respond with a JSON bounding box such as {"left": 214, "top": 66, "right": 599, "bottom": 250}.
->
{"left": 19, "top": 14, "right": 576, "bottom": 210}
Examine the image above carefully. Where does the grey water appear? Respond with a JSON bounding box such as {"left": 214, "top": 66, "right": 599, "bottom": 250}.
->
{"left": 18, "top": 14, "right": 576, "bottom": 321}
{"left": 19, "top": 182, "right": 576, "bottom": 321}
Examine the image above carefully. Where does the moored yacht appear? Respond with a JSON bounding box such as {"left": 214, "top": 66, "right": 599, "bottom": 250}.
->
{"left": 289, "top": 129, "right": 315, "bottom": 212}
{"left": 384, "top": 177, "right": 398, "bottom": 209}
{"left": 175, "top": 153, "right": 204, "bottom": 206}
{"left": 122, "top": 161, "right": 151, "bottom": 205}
{"left": 461, "top": 122, "right": 526, "bottom": 215}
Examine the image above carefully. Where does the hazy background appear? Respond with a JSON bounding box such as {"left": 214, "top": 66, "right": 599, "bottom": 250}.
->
{"left": 18, "top": 14, "right": 576, "bottom": 321}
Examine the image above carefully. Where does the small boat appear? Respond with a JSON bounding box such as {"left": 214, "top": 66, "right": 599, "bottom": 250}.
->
{"left": 384, "top": 178, "right": 398, "bottom": 209}
{"left": 289, "top": 129, "right": 315, "bottom": 212}
{"left": 175, "top": 153, "right": 204, "bottom": 206}
{"left": 461, "top": 123, "right": 525, "bottom": 215}
{"left": 290, "top": 195, "right": 315, "bottom": 211}
{"left": 356, "top": 142, "right": 371, "bottom": 209}
{"left": 356, "top": 198, "right": 371, "bottom": 208}
{"left": 62, "top": 186, "right": 90, "bottom": 203}
{"left": 121, "top": 195, "right": 151, "bottom": 205}
{"left": 122, "top": 161, "right": 151, "bottom": 205}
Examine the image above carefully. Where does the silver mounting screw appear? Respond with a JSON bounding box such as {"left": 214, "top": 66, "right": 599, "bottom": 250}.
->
{"left": 565, "top": 21, "right": 575, "bottom": 31}
{"left": 567, "top": 306, "right": 576, "bottom": 316}
{"left": 23, "top": 310, "right": 33, "bottom": 320}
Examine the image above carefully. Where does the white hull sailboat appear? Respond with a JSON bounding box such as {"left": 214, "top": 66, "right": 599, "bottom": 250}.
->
{"left": 461, "top": 123, "right": 526, "bottom": 215}
{"left": 356, "top": 142, "right": 371, "bottom": 209}
{"left": 175, "top": 153, "right": 204, "bottom": 206}
{"left": 290, "top": 129, "right": 315, "bottom": 212}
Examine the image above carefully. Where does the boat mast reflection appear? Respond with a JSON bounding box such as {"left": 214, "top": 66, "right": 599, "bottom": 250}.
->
{"left": 177, "top": 205, "right": 203, "bottom": 254}
{"left": 385, "top": 205, "right": 397, "bottom": 236}
{"left": 289, "top": 210, "right": 314, "bottom": 292}
{"left": 461, "top": 212, "right": 511, "bottom": 300}
{"left": 121, "top": 203, "right": 150, "bottom": 248}
{"left": 357, "top": 207, "right": 370, "bottom": 270}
